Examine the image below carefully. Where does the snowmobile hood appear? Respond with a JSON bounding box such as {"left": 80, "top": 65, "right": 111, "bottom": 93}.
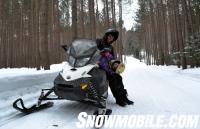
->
{"left": 103, "top": 29, "right": 119, "bottom": 44}
{"left": 60, "top": 62, "right": 97, "bottom": 81}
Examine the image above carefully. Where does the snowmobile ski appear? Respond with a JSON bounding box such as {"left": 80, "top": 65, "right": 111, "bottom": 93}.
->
{"left": 93, "top": 109, "right": 112, "bottom": 129}
{"left": 13, "top": 98, "right": 53, "bottom": 114}
{"left": 94, "top": 109, "right": 112, "bottom": 116}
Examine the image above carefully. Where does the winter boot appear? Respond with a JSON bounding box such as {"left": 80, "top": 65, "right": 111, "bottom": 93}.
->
{"left": 122, "top": 89, "right": 134, "bottom": 105}
{"left": 116, "top": 99, "right": 127, "bottom": 107}
{"left": 124, "top": 98, "right": 134, "bottom": 105}
{"left": 114, "top": 90, "right": 127, "bottom": 107}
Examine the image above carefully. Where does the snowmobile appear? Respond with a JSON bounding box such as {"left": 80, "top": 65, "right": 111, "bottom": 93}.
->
{"left": 13, "top": 39, "right": 111, "bottom": 115}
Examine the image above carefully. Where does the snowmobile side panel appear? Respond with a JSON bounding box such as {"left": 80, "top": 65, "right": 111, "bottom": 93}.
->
{"left": 88, "top": 68, "right": 108, "bottom": 98}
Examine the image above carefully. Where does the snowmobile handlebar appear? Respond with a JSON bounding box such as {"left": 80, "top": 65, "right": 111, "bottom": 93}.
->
{"left": 61, "top": 45, "right": 68, "bottom": 51}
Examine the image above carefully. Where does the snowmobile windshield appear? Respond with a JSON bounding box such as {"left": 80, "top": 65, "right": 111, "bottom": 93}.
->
{"left": 68, "top": 39, "right": 98, "bottom": 67}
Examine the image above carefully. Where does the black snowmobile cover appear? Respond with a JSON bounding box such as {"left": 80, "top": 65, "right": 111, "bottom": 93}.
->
{"left": 68, "top": 39, "right": 100, "bottom": 67}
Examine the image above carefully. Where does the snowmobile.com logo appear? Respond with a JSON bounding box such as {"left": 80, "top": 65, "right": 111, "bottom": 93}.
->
{"left": 76, "top": 112, "right": 199, "bottom": 128}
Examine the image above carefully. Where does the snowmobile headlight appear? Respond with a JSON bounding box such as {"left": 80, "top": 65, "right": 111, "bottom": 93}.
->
{"left": 80, "top": 83, "right": 88, "bottom": 90}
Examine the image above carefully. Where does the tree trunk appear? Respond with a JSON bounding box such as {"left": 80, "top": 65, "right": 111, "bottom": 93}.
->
{"left": 53, "top": 0, "right": 61, "bottom": 62}
{"left": 111, "top": 0, "right": 116, "bottom": 28}
{"left": 118, "top": 0, "right": 123, "bottom": 61}
{"left": 80, "top": 0, "right": 85, "bottom": 38}
{"left": 95, "top": 0, "right": 100, "bottom": 36}
{"left": 72, "top": 0, "right": 77, "bottom": 40}
{"left": 88, "top": 0, "right": 96, "bottom": 40}
{"left": 174, "top": 0, "right": 187, "bottom": 69}
{"left": 40, "top": 0, "right": 50, "bottom": 69}
{"left": 105, "top": 0, "right": 109, "bottom": 29}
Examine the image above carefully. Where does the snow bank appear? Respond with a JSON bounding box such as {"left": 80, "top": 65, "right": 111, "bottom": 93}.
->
{"left": 0, "top": 63, "right": 65, "bottom": 79}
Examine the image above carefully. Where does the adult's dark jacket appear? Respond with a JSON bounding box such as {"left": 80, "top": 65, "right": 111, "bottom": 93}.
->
{"left": 96, "top": 38, "right": 115, "bottom": 58}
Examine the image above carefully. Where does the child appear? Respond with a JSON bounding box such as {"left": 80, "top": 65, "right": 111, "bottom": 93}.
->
{"left": 98, "top": 48, "right": 134, "bottom": 107}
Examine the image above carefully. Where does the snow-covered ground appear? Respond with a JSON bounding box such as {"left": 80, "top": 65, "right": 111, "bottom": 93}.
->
{"left": 0, "top": 57, "right": 200, "bottom": 129}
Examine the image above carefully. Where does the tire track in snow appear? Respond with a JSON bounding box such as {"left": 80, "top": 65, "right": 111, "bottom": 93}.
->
{"left": 0, "top": 72, "right": 58, "bottom": 127}
{"left": 0, "top": 87, "right": 50, "bottom": 126}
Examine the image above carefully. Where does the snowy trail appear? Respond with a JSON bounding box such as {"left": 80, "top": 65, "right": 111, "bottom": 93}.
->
{"left": 0, "top": 57, "right": 200, "bottom": 129}
{"left": 0, "top": 71, "right": 59, "bottom": 126}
